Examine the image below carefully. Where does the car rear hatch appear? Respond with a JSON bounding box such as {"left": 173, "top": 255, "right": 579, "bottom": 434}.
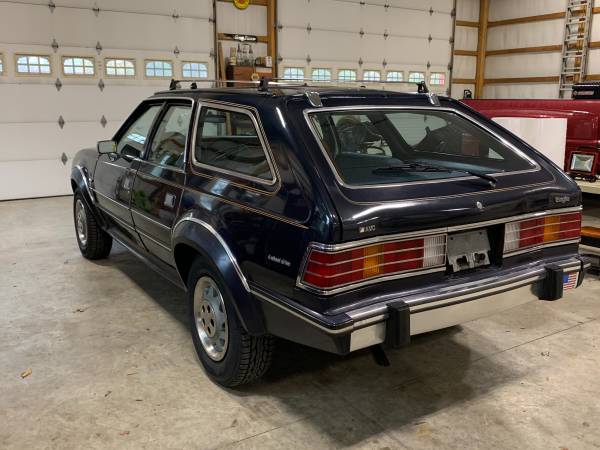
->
{"left": 295, "top": 95, "right": 583, "bottom": 297}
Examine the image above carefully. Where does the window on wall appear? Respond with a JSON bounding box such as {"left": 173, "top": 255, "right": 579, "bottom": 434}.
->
{"left": 363, "top": 70, "right": 381, "bottom": 82}
{"left": 430, "top": 72, "right": 446, "bottom": 86}
{"left": 182, "top": 62, "right": 208, "bottom": 79}
{"left": 312, "top": 68, "right": 332, "bottom": 82}
{"left": 0, "top": 54, "right": 4, "bottom": 75}
{"left": 408, "top": 72, "right": 425, "bottom": 83}
{"left": 386, "top": 71, "right": 404, "bottom": 82}
{"left": 145, "top": 60, "right": 173, "bottom": 78}
{"left": 283, "top": 67, "right": 304, "bottom": 81}
{"left": 62, "top": 57, "right": 95, "bottom": 76}
{"left": 16, "top": 54, "right": 51, "bottom": 75}
{"left": 338, "top": 69, "right": 357, "bottom": 82}
{"left": 105, "top": 58, "right": 135, "bottom": 77}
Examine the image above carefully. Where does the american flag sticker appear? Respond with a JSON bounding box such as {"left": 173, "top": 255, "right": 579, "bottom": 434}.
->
{"left": 563, "top": 272, "right": 579, "bottom": 290}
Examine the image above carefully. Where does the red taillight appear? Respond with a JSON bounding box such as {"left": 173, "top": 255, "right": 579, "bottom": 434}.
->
{"left": 300, "top": 234, "right": 446, "bottom": 293}
{"left": 503, "top": 212, "right": 581, "bottom": 254}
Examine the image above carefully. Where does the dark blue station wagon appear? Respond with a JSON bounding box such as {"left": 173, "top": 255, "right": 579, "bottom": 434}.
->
{"left": 71, "top": 82, "right": 590, "bottom": 386}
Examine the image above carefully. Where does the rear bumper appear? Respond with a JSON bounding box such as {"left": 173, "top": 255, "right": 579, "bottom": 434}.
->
{"left": 252, "top": 255, "right": 591, "bottom": 354}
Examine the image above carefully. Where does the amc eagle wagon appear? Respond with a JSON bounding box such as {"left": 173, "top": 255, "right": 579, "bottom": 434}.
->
{"left": 71, "top": 81, "right": 590, "bottom": 386}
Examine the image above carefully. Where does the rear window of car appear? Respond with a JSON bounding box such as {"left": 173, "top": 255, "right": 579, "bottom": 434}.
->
{"left": 308, "top": 109, "right": 537, "bottom": 186}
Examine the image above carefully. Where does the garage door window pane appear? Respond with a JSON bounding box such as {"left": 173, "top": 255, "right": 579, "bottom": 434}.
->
{"left": 63, "top": 57, "right": 95, "bottom": 76}
{"left": 116, "top": 105, "right": 162, "bottom": 158}
{"left": 312, "top": 68, "right": 332, "bottom": 82}
{"left": 106, "top": 59, "right": 135, "bottom": 77}
{"left": 16, "top": 55, "right": 51, "bottom": 75}
{"left": 408, "top": 72, "right": 425, "bottom": 83}
{"left": 430, "top": 72, "right": 446, "bottom": 86}
{"left": 386, "top": 71, "right": 403, "bottom": 82}
{"left": 183, "top": 62, "right": 208, "bottom": 79}
{"left": 146, "top": 60, "right": 173, "bottom": 78}
{"left": 338, "top": 69, "right": 357, "bottom": 82}
{"left": 363, "top": 70, "right": 381, "bottom": 82}
{"left": 195, "top": 107, "right": 274, "bottom": 182}
{"left": 283, "top": 67, "right": 304, "bottom": 80}
{"left": 147, "top": 105, "right": 192, "bottom": 169}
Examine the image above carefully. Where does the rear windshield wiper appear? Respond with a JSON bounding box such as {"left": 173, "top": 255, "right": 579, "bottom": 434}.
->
{"left": 372, "top": 162, "right": 498, "bottom": 187}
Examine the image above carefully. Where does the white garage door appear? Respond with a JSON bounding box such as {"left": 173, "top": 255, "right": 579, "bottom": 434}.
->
{"left": 0, "top": 0, "right": 214, "bottom": 200}
{"left": 277, "top": 0, "right": 454, "bottom": 94}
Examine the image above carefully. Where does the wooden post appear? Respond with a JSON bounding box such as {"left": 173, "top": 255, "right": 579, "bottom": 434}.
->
{"left": 267, "top": 0, "right": 277, "bottom": 76}
{"left": 475, "top": 0, "right": 489, "bottom": 98}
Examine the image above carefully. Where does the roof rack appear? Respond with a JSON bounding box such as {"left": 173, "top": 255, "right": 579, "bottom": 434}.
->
{"left": 168, "top": 77, "right": 430, "bottom": 93}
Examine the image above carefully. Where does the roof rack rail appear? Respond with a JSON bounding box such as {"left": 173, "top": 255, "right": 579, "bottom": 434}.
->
{"left": 168, "top": 77, "right": 431, "bottom": 93}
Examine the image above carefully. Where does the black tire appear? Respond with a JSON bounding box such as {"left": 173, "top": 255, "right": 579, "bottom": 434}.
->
{"left": 187, "top": 258, "right": 273, "bottom": 387}
{"left": 73, "top": 192, "right": 112, "bottom": 260}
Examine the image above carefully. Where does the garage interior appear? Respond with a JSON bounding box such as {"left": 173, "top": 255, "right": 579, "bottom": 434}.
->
{"left": 1, "top": 0, "right": 600, "bottom": 449}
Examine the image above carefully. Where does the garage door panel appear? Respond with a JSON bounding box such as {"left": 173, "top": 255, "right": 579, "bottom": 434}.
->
{"left": 0, "top": 122, "right": 119, "bottom": 162}
{"left": 0, "top": 3, "right": 210, "bottom": 52}
{"left": 0, "top": 160, "right": 72, "bottom": 200}
{"left": 0, "top": 85, "right": 157, "bottom": 124}
{"left": 0, "top": 0, "right": 213, "bottom": 200}
{"left": 9, "top": 0, "right": 212, "bottom": 16}
{"left": 278, "top": 0, "right": 454, "bottom": 91}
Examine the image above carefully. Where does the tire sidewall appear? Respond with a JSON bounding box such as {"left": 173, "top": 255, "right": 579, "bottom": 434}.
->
{"left": 187, "top": 259, "right": 245, "bottom": 386}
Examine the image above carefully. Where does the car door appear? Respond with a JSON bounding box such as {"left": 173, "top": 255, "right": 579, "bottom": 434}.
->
{"left": 93, "top": 102, "right": 163, "bottom": 242}
{"left": 130, "top": 100, "right": 193, "bottom": 263}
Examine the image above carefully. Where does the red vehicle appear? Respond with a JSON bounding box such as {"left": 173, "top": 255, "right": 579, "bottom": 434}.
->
{"left": 462, "top": 97, "right": 600, "bottom": 182}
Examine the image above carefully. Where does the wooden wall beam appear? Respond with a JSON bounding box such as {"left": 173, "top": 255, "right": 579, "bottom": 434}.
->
{"left": 488, "top": 12, "right": 565, "bottom": 27}
{"left": 456, "top": 20, "right": 479, "bottom": 28}
{"left": 218, "top": 0, "right": 269, "bottom": 5}
{"left": 486, "top": 44, "right": 563, "bottom": 56}
{"left": 484, "top": 76, "right": 560, "bottom": 84}
{"left": 267, "top": 0, "right": 277, "bottom": 73}
{"left": 453, "top": 78, "right": 476, "bottom": 85}
{"left": 475, "top": 0, "right": 489, "bottom": 98}
{"left": 454, "top": 49, "right": 478, "bottom": 56}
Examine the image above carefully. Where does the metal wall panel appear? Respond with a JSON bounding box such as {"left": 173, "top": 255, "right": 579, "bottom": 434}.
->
{"left": 487, "top": 21, "right": 563, "bottom": 51}
{"left": 0, "top": 0, "right": 213, "bottom": 200}
{"left": 452, "top": 0, "right": 478, "bottom": 98}
{"left": 483, "top": 0, "right": 566, "bottom": 99}
{"left": 278, "top": 0, "right": 454, "bottom": 93}
{"left": 488, "top": 0, "right": 566, "bottom": 21}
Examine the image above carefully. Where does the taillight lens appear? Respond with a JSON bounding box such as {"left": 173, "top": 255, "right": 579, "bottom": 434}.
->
{"left": 300, "top": 234, "right": 446, "bottom": 293}
{"left": 503, "top": 212, "right": 581, "bottom": 254}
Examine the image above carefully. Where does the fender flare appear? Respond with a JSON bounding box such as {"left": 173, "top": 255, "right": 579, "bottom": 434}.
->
{"left": 70, "top": 165, "right": 104, "bottom": 223}
{"left": 171, "top": 217, "right": 266, "bottom": 336}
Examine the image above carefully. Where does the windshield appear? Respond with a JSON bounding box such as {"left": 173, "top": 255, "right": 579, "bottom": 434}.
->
{"left": 308, "top": 109, "right": 537, "bottom": 186}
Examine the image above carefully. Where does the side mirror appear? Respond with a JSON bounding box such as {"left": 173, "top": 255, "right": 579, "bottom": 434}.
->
{"left": 97, "top": 140, "right": 117, "bottom": 155}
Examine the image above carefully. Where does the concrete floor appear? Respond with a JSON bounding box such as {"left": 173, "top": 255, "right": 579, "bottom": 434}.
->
{"left": 1, "top": 196, "right": 599, "bottom": 450}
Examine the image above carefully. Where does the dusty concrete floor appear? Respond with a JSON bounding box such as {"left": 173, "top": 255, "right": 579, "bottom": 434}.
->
{"left": 1, "top": 196, "right": 599, "bottom": 450}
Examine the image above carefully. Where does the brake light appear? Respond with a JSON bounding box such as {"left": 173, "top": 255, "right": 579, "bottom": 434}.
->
{"left": 300, "top": 234, "right": 447, "bottom": 293}
{"left": 503, "top": 212, "right": 581, "bottom": 254}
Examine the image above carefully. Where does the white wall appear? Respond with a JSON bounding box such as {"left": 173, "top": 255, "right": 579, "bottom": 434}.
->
{"left": 277, "top": 0, "right": 455, "bottom": 94}
{"left": 0, "top": 0, "right": 213, "bottom": 200}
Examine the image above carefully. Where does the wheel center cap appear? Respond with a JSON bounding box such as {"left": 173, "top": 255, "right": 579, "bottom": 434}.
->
{"left": 199, "top": 300, "right": 217, "bottom": 337}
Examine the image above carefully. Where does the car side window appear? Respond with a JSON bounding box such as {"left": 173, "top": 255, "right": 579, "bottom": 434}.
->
{"left": 194, "top": 106, "right": 274, "bottom": 182}
{"left": 146, "top": 104, "right": 192, "bottom": 169}
{"left": 116, "top": 105, "right": 162, "bottom": 159}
